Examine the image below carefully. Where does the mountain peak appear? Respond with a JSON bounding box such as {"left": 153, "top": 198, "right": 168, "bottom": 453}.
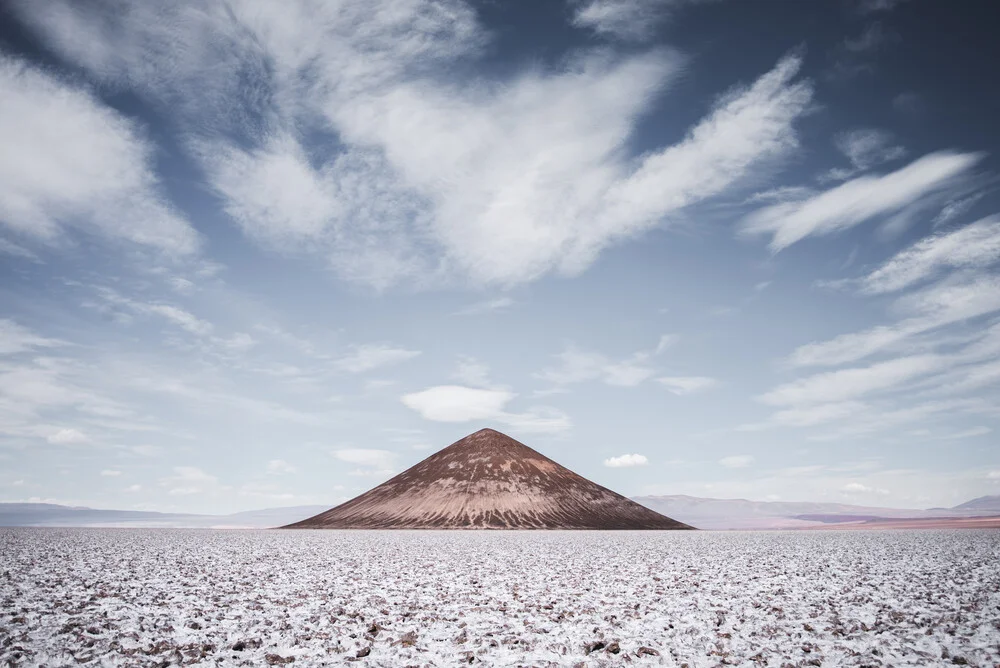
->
{"left": 286, "top": 429, "right": 692, "bottom": 530}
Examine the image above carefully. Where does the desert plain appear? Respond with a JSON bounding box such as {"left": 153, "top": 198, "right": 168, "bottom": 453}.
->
{"left": 2, "top": 528, "right": 999, "bottom": 667}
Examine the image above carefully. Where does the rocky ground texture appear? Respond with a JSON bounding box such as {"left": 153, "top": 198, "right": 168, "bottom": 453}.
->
{"left": 1, "top": 528, "right": 999, "bottom": 666}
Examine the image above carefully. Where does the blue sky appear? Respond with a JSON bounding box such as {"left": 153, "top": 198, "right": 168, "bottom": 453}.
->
{"left": 1, "top": 0, "right": 998, "bottom": 513}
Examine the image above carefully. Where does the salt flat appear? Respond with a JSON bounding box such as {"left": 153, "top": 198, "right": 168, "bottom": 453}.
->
{"left": 1, "top": 529, "right": 998, "bottom": 667}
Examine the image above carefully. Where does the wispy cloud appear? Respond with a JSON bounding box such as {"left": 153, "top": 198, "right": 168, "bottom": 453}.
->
{"left": 537, "top": 346, "right": 655, "bottom": 388}
{"left": 827, "top": 128, "right": 906, "bottom": 180}
{"left": 47, "top": 428, "right": 90, "bottom": 445}
{"left": 761, "top": 355, "right": 943, "bottom": 407}
{"left": 161, "top": 466, "right": 219, "bottom": 496}
{"left": 941, "top": 426, "right": 991, "bottom": 440}
{"left": 13, "top": 1, "right": 812, "bottom": 288}
{"left": 0, "top": 238, "right": 40, "bottom": 261}
{"left": 0, "top": 54, "right": 199, "bottom": 255}
{"left": 92, "top": 287, "right": 213, "bottom": 337}
{"left": 266, "top": 459, "right": 296, "bottom": 475}
{"left": 743, "top": 152, "right": 982, "bottom": 252}
{"left": 654, "top": 334, "right": 678, "bottom": 355}
{"left": 656, "top": 376, "right": 718, "bottom": 394}
{"left": 0, "top": 319, "right": 66, "bottom": 355}
{"left": 570, "top": 0, "right": 718, "bottom": 41}
{"left": 451, "top": 356, "right": 497, "bottom": 389}
{"left": 334, "top": 449, "right": 396, "bottom": 471}
{"left": 719, "top": 455, "right": 754, "bottom": 469}
{"left": 858, "top": 0, "right": 910, "bottom": 14}
{"left": 737, "top": 401, "right": 867, "bottom": 430}
{"left": 454, "top": 297, "right": 515, "bottom": 316}
{"left": 858, "top": 217, "right": 1000, "bottom": 294}
{"left": 335, "top": 344, "right": 421, "bottom": 374}
{"left": 791, "top": 275, "right": 1000, "bottom": 367}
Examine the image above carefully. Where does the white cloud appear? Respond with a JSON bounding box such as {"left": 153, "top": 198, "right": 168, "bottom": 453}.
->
{"left": 737, "top": 401, "right": 868, "bottom": 430}
{"left": 745, "top": 185, "right": 816, "bottom": 204}
{"left": 143, "top": 304, "right": 213, "bottom": 337}
{"left": 933, "top": 193, "right": 984, "bottom": 228}
{"left": 742, "top": 151, "right": 982, "bottom": 252}
{"left": 841, "top": 482, "right": 889, "bottom": 495}
{"left": 100, "top": 469, "right": 122, "bottom": 477}
{"left": 495, "top": 407, "right": 573, "bottom": 434}
{"left": 0, "top": 357, "right": 128, "bottom": 430}
{"left": 161, "top": 466, "right": 219, "bottom": 496}
{"left": 451, "top": 356, "right": 495, "bottom": 389}
{"left": 93, "top": 288, "right": 214, "bottom": 337}
{"left": 942, "top": 426, "right": 992, "bottom": 440}
{"left": 348, "top": 468, "right": 397, "bottom": 478}
{"left": 334, "top": 449, "right": 396, "bottom": 471}
{"left": 989, "top": 471, "right": 1000, "bottom": 480}
{"left": 751, "top": 317, "right": 1000, "bottom": 434}
{"left": 790, "top": 275, "right": 1000, "bottom": 367}
{"left": 604, "top": 453, "right": 648, "bottom": 468}
{"left": 537, "top": 346, "right": 655, "bottom": 388}
{"left": 719, "top": 455, "right": 754, "bottom": 469}
{"left": 859, "top": 0, "right": 910, "bottom": 13}
{"left": 13, "top": 1, "right": 813, "bottom": 288}
{"left": 336, "top": 344, "right": 421, "bottom": 373}
{"left": 0, "top": 319, "right": 65, "bottom": 355}
{"left": 218, "top": 333, "right": 256, "bottom": 353}
{"left": 124, "top": 484, "right": 141, "bottom": 492}
{"left": 0, "top": 237, "right": 39, "bottom": 260}
{"left": 654, "top": 334, "right": 678, "bottom": 355}
{"left": 858, "top": 217, "right": 1000, "bottom": 294}
{"left": 656, "top": 376, "right": 718, "bottom": 394}
{"left": 570, "top": 0, "right": 717, "bottom": 41}
{"left": 46, "top": 428, "right": 90, "bottom": 445}
{"left": 401, "top": 386, "right": 514, "bottom": 422}
{"left": 760, "top": 355, "right": 943, "bottom": 407}
{"left": 168, "top": 277, "right": 195, "bottom": 294}
{"left": 401, "top": 385, "right": 572, "bottom": 433}
{"left": 834, "top": 128, "right": 906, "bottom": 171}
{"left": 266, "top": 459, "right": 296, "bottom": 475}
{"left": 455, "top": 297, "right": 515, "bottom": 315}
{"left": 0, "top": 54, "right": 198, "bottom": 255}
{"left": 172, "top": 466, "right": 217, "bottom": 483}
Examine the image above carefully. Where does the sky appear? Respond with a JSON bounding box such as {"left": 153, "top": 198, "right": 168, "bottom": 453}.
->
{"left": 1, "top": 0, "right": 999, "bottom": 514}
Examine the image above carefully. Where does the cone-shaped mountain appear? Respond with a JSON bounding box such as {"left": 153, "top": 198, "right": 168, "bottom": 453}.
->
{"left": 284, "top": 428, "right": 694, "bottom": 530}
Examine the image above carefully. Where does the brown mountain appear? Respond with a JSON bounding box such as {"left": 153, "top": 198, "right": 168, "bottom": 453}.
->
{"left": 284, "top": 428, "right": 693, "bottom": 530}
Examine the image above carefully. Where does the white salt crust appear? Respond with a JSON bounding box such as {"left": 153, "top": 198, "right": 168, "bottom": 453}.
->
{"left": 1, "top": 528, "right": 998, "bottom": 666}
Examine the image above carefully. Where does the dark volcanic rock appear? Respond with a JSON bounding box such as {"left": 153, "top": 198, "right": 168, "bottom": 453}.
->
{"left": 284, "top": 428, "right": 693, "bottom": 530}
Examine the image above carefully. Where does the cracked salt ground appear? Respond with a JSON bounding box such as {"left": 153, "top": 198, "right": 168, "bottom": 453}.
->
{"left": 1, "top": 529, "right": 999, "bottom": 667}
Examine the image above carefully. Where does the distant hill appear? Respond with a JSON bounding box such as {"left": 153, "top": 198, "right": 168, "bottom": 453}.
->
{"left": 952, "top": 495, "right": 1000, "bottom": 512}
{"left": 632, "top": 494, "right": 1000, "bottom": 530}
{"left": 4, "top": 490, "right": 997, "bottom": 531}
{"left": 0, "top": 503, "right": 327, "bottom": 528}
{"left": 287, "top": 428, "right": 692, "bottom": 530}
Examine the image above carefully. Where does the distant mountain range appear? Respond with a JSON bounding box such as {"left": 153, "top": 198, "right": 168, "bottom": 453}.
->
{"left": 3, "top": 494, "right": 998, "bottom": 530}
{"left": 633, "top": 494, "right": 1000, "bottom": 530}
{"left": 0, "top": 503, "right": 328, "bottom": 529}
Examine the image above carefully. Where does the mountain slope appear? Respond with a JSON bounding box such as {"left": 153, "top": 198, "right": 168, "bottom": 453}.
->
{"left": 952, "top": 495, "right": 1000, "bottom": 511}
{"left": 286, "top": 428, "right": 692, "bottom": 530}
